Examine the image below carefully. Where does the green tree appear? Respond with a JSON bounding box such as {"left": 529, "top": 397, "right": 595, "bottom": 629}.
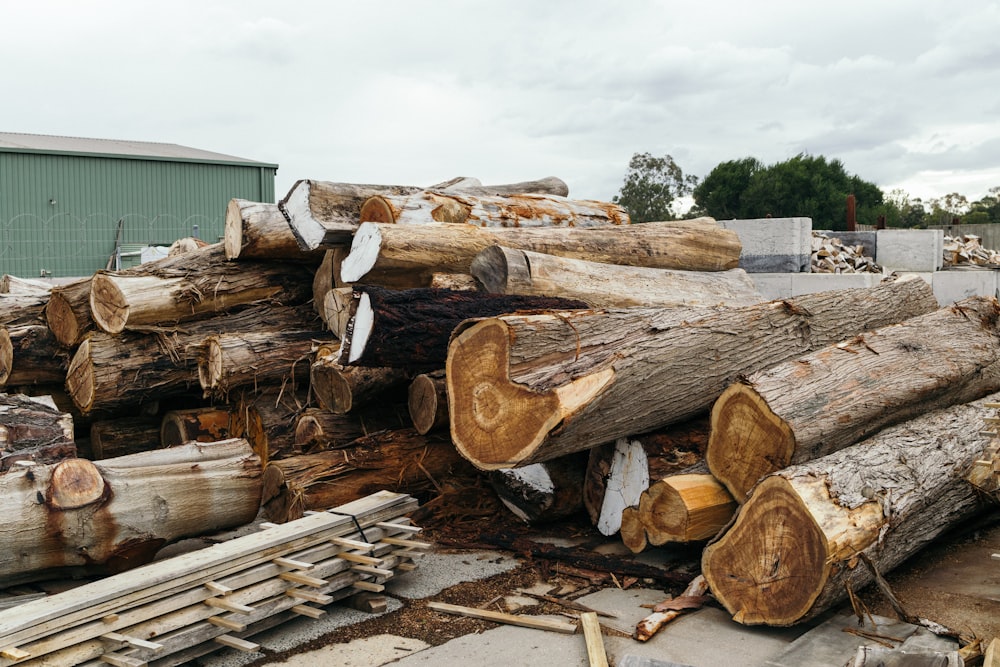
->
{"left": 966, "top": 187, "right": 1000, "bottom": 224}
{"left": 691, "top": 157, "right": 762, "bottom": 220}
{"left": 612, "top": 152, "right": 698, "bottom": 222}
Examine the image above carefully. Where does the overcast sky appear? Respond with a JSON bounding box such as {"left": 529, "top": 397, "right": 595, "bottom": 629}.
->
{"left": 4, "top": 1, "right": 1000, "bottom": 209}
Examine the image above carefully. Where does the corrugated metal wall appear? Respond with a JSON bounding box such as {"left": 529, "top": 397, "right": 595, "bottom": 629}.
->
{"left": 0, "top": 152, "right": 276, "bottom": 278}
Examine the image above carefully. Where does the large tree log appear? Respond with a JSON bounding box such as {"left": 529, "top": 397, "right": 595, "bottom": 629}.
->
{"left": 636, "top": 473, "right": 736, "bottom": 547}
{"left": 488, "top": 453, "right": 588, "bottom": 524}
{"left": 471, "top": 245, "right": 762, "bottom": 308}
{"left": 359, "top": 191, "right": 628, "bottom": 230}
{"left": 0, "top": 325, "right": 70, "bottom": 387}
{"left": 446, "top": 276, "right": 939, "bottom": 470}
{"left": 230, "top": 386, "right": 309, "bottom": 464}
{"left": 195, "top": 330, "right": 324, "bottom": 398}
{"left": 339, "top": 285, "right": 588, "bottom": 369}
{"left": 0, "top": 439, "right": 262, "bottom": 585}
{"left": 702, "top": 395, "right": 1000, "bottom": 627}
{"left": 223, "top": 199, "right": 325, "bottom": 261}
{"left": 293, "top": 405, "right": 409, "bottom": 452}
{"left": 90, "top": 415, "right": 163, "bottom": 459}
{"left": 261, "top": 428, "right": 470, "bottom": 522}
{"left": 340, "top": 218, "right": 740, "bottom": 286}
{"left": 89, "top": 243, "right": 313, "bottom": 334}
{"left": 0, "top": 292, "right": 47, "bottom": 328}
{"left": 0, "top": 393, "right": 75, "bottom": 471}
{"left": 280, "top": 176, "right": 570, "bottom": 249}
{"left": 311, "top": 347, "right": 412, "bottom": 414}
{"left": 1, "top": 275, "right": 52, "bottom": 296}
{"left": 45, "top": 277, "right": 94, "bottom": 346}
{"left": 707, "top": 296, "right": 1000, "bottom": 500}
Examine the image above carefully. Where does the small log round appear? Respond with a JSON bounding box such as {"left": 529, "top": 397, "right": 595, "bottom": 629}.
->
{"left": 620, "top": 506, "right": 648, "bottom": 554}
{"left": 45, "top": 278, "right": 94, "bottom": 346}
{"left": 639, "top": 473, "right": 736, "bottom": 545}
{"left": 408, "top": 371, "right": 449, "bottom": 435}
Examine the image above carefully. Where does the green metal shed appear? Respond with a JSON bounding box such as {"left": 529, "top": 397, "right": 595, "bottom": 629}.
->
{"left": 0, "top": 132, "right": 278, "bottom": 278}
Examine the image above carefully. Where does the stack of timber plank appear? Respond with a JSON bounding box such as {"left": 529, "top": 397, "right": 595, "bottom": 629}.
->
{"left": 0, "top": 490, "right": 423, "bottom": 667}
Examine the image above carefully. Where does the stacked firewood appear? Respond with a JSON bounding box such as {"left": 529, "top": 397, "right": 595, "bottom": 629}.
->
{"left": 943, "top": 234, "right": 1000, "bottom": 267}
{"left": 810, "top": 231, "right": 881, "bottom": 273}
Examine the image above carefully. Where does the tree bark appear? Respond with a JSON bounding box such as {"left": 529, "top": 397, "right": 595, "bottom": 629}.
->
{"left": 341, "top": 218, "right": 740, "bottom": 286}
{"left": 583, "top": 419, "right": 708, "bottom": 534}
{"left": 160, "top": 407, "right": 235, "bottom": 448}
{"left": 359, "top": 191, "right": 628, "bottom": 229}
{"left": 488, "top": 453, "right": 588, "bottom": 524}
{"left": 339, "top": 285, "right": 587, "bottom": 370}
{"left": 446, "top": 275, "right": 939, "bottom": 470}
{"left": 313, "top": 249, "right": 351, "bottom": 322}
{"left": 90, "top": 416, "right": 163, "bottom": 459}
{"left": 707, "top": 297, "right": 1000, "bottom": 500}
{"left": 89, "top": 243, "right": 313, "bottom": 334}
{"left": 261, "top": 428, "right": 470, "bottom": 522}
{"left": 45, "top": 277, "right": 94, "bottom": 346}
{"left": 230, "top": 386, "right": 309, "bottom": 465}
{"left": 0, "top": 325, "right": 70, "bottom": 387}
{"left": 280, "top": 177, "right": 569, "bottom": 249}
{"left": 408, "top": 370, "right": 449, "bottom": 435}
{"left": 311, "top": 349, "right": 412, "bottom": 414}
{"left": 0, "top": 393, "right": 75, "bottom": 471}
{"left": 702, "top": 395, "right": 1000, "bottom": 627}
{"left": 471, "top": 245, "right": 762, "bottom": 308}
{"left": 1, "top": 275, "right": 52, "bottom": 296}
{"left": 0, "top": 439, "right": 262, "bottom": 585}
{"left": 195, "top": 330, "right": 324, "bottom": 398}
{"left": 223, "top": 199, "right": 325, "bottom": 261}
{"left": 636, "top": 473, "right": 736, "bottom": 547}
{"left": 0, "top": 292, "right": 47, "bottom": 328}
{"left": 292, "top": 405, "right": 409, "bottom": 451}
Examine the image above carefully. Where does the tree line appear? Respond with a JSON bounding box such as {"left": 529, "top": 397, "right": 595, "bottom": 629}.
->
{"left": 613, "top": 152, "right": 1000, "bottom": 230}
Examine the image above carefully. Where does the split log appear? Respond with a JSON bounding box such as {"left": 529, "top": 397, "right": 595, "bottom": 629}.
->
{"left": 487, "top": 453, "right": 588, "bottom": 524}
{"left": 89, "top": 243, "right": 313, "bottom": 334}
{"left": 707, "top": 296, "right": 1000, "bottom": 500}
{"left": 223, "top": 199, "right": 325, "bottom": 261}
{"left": 0, "top": 325, "right": 70, "bottom": 387}
{"left": 472, "top": 246, "right": 762, "bottom": 308}
{"left": 45, "top": 277, "right": 94, "bottom": 346}
{"left": 322, "top": 287, "right": 355, "bottom": 339}
{"left": 583, "top": 418, "right": 708, "bottom": 530}
{"left": 340, "top": 218, "right": 741, "bottom": 288}
{"left": 311, "top": 349, "right": 412, "bottom": 414}
{"left": 1, "top": 275, "right": 51, "bottom": 296}
{"left": 636, "top": 473, "right": 736, "bottom": 547}
{"left": 160, "top": 407, "right": 235, "bottom": 448}
{"left": 0, "top": 439, "right": 262, "bottom": 585}
{"left": 701, "top": 395, "right": 1000, "bottom": 627}
{"left": 90, "top": 416, "right": 163, "bottom": 459}
{"left": 359, "top": 191, "right": 628, "bottom": 229}
{"left": 339, "top": 285, "right": 587, "bottom": 369}
{"left": 261, "top": 428, "right": 470, "bottom": 522}
{"left": 195, "top": 330, "right": 324, "bottom": 397}
{"left": 280, "top": 177, "right": 570, "bottom": 249}
{"left": 408, "top": 370, "right": 449, "bottom": 434}
{"left": 446, "top": 275, "right": 939, "bottom": 470}
{"left": 313, "top": 249, "right": 349, "bottom": 322}
{"left": 0, "top": 292, "right": 47, "bottom": 328}
{"left": 0, "top": 393, "right": 75, "bottom": 471}
{"left": 293, "top": 405, "right": 409, "bottom": 451}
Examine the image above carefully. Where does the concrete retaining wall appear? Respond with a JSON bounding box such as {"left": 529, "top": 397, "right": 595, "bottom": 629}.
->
{"left": 718, "top": 217, "right": 812, "bottom": 273}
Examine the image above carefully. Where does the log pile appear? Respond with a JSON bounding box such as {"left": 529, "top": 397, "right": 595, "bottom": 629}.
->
{"left": 811, "top": 231, "right": 881, "bottom": 273}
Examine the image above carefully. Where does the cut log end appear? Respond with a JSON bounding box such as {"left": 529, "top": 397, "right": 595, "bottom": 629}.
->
{"left": 0, "top": 328, "right": 11, "bottom": 386}
{"left": 223, "top": 198, "right": 244, "bottom": 260}
{"left": 447, "top": 319, "right": 563, "bottom": 470}
{"left": 340, "top": 223, "right": 381, "bottom": 284}
{"left": 408, "top": 373, "right": 443, "bottom": 435}
{"left": 46, "top": 290, "right": 83, "bottom": 346}
{"left": 198, "top": 338, "right": 224, "bottom": 392}
{"left": 642, "top": 474, "right": 736, "bottom": 544}
{"left": 66, "top": 338, "right": 96, "bottom": 413}
{"left": 620, "top": 505, "right": 648, "bottom": 553}
{"left": 707, "top": 383, "right": 795, "bottom": 500}
{"left": 358, "top": 196, "right": 395, "bottom": 224}
{"left": 701, "top": 475, "right": 830, "bottom": 626}
{"left": 49, "top": 458, "right": 106, "bottom": 509}
{"left": 89, "top": 273, "right": 129, "bottom": 334}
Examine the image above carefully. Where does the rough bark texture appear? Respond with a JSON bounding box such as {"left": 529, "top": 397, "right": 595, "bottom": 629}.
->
{"left": 311, "top": 349, "right": 412, "bottom": 414}
{"left": 637, "top": 473, "right": 737, "bottom": 547}
{"left": 230, "top": 386, "right": 309, "bottom": 465}
{"left": 261, "top": 428, "right": 470, "bottom": 522}
{"left": 359, "top": 191, "right": 628, "bottom": 229}
{"left": 195, "top": 330, "right": 323, "bottom": 398}
{"left": 488, "top": 453, "right": 588, "bottom": 524}
{"left": 446, "top": 276, "right": 939, "bottom": 470}
{"left": 224, "top": 198, "right": 325, "bottom": 261}
{"left": 0, "top": 292, "right": 47, "bottom": 328}
{"left": 408, "top": 370, "right": 449, "bottom": 435}
{"left": 160, "top": 407, "right": 235, "bottom": 448}
{"left": 89, "top": 243, "right": 313, "bottom": 334}
{"left": 45, "top": 277, "right": 94, "bottom": 346}
{"left": 279, "top": 177, "right": 569, "bottom": 249}
{"left": 707, "top": 297, "right": 1000, "bottom": 500}
{"left": 0, "top": 324, "right": 70, "bottom": 387}
{"left": 292, "top": 405, "right": 409, "bottom": 451}
{"left": 702, "top": 395, "right": 1000, "bottom": 627}
{"left": 471, "top": 245, "right": 762, "bottom": 308}
{"left": 1, "top": 275, "right": 52, "bottom": 296}
{"left": 90, "top": 416, "right": 163, "bottom": 459}
{"left": 0, "top": 439, "right": 262, "bottom": 585}
{"left": 339, "top": 285, "right": 588, "bottom": 370}
{"left": 0, "top": 393, "right": 75, "bottom": 471}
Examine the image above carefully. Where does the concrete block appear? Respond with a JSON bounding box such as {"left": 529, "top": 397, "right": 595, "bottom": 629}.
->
{"left": 931, "top": 268, "right": 998, "bottom": 306}
{"left": 718, "top": 218, "right": 812, "bottom": 273}
{"left": 876, "top": 229, "right": 943, "bottom": 272}
{"left": 749, "top": 273, "right": 794, "bottom": 300}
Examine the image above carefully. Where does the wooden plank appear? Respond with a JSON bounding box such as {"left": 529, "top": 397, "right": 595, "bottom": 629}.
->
{"left": 206, "top": 616, "right": 246, "bottom": 632}
{"left": 0, "top": 648, "right": 28, "bottom": 661}
{"left": 350, "top": 565, "right": 395, "bottom": 578}
{"left": 278, "top": 571, "right": 328, "bottom": 587}
{"left": 272, "top": 557, "right": 315, "bottom": 570}
{"left": 427, "top": 602, "right": 578, "bottom": 634}
{"left": 203, "top": 581, "right": 233, "bottom": 597}
{"left": 100, "top": 652, "right": 147, "bottom": 667}
{"left": 378, "top": 537, "right": 431, "bottom": 549}
{"left": 984, "top": 638, "right": 999, "bottom": 667}
{"left": 285, "top": 589, "right": 333, "bottom": 605}
{"left": 351, "top": 581, "right": 386, "bottom": 593}
{"left": 290, "top": 605, "right": 325, "bottom": 619}
{"left": 580, "top": 612, "right": 609, "bottom": 667}
{"left": 212, "top": 634, "right": 260, "bottom": 652}
{"left": 203, "top": 597, "right": 256, "bottom": 615}
{"left": 100, "top": 632, "right": 163, "bottom": 652}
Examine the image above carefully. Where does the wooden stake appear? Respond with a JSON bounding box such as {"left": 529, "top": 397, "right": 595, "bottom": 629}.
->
{"left": 427, "top": 602, "right": 578, "bottom": 634}
{"left": 580, "top": 612, "right": 609, "bottom": 667}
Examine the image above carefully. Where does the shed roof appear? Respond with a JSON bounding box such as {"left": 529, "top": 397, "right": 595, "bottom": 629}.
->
{"left": 0, "top": 132, "right": 278, "bottom": 168}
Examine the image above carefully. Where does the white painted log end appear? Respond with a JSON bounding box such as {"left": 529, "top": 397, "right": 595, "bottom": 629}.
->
{"left": 341, "top": 223, "right": 382, "bottom": 283}
{"left": 597, "top": 438, "right": 650, "bottom": 536}
{"left": 280, "top": 181, "right": 326, "bottom": 251}
{"left": 347, "top": 292, "right": 373, "bottom": 365}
